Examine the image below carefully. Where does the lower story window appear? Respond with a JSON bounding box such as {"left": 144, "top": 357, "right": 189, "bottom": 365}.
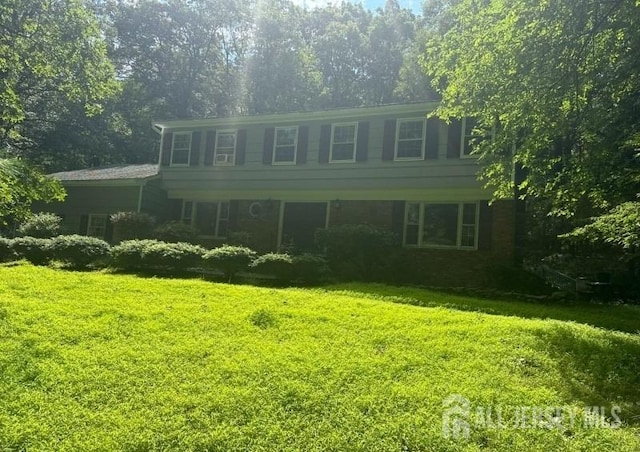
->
{"left": 87, "top": 214, "right": 108, "bottom": 239}
{"left": 182, "top": 201, "right": 229, "bottom": 237}
{"left": 404, "top": 202, "right": 478, "bottom": 249}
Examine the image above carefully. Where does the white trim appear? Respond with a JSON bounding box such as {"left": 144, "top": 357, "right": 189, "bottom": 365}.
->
{"left": 182, "top": 200, "right": 229, "bottom": 238}
{"left": 137, "top": 185, "right": 143, "bottom": 213}
{"left": 214, "top": 129, "right": 237, "bottom": 166}
{"left": 170, "top": 132, "right": 192, "bottom": 166}
{"left": 329, "top": 122, "right": 358, "bottom": 163}
{"left": 87, "top": 213, "right": 108, "bottom": 239}
{"left": 272, "top": 126, "right": 298, "bottom": 165}
{"left": 395, "top": 117, "right": 426, "bottom": 161}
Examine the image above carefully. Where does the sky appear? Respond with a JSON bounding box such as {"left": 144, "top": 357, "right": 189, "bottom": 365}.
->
{"left": 290, "top": 0, "right": 422, "bottom": 15}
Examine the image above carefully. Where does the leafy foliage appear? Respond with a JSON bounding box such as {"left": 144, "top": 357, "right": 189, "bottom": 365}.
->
{"left": 110, "top": 239, "right": 162, "bottom": 271}
{"left": 426, "top": 0, "right": 640, "bottom": 221}
{"left": 315, "top": 224, "right": 398, "bottom": 281}
{"left": 250, "top": 252, "right": 295, "bottom": 282}
{"left": 110, "top": 211, "right": 155, "bottom": 242}
{"left": 0, "top": 237, "right": 14, "bottom": 262}
{"left": 48, "top": 234, "right": 111, "bottom": 268}
{"left": 0, "top": 159, "right": 65, "bottom": 227}
{"left": 110, "top": 239, "right": 204, "bottom": 272}
{"left": 203, "top": 245, "right": 257, "bottom": 282}
{"left": 17, "top": 212, "right": 63, "bottom": 238}
{"left": 153, "top": 221, "right": 198, "bottom": 244}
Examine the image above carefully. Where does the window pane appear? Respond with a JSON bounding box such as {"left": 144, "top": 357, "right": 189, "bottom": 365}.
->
{"left": 274, "top": 145, "right": 295, "bottom": 162}
{"left": 276, "top": 128, "right": 296, "bottom": 146}
{"left": 182, "top": 201, "right": 193, "bottom": 223}
{"left": 172, "top": 149, "right": 189, "bottom": 165}
{"left": 405, "top": 225, "right": 419, "bottom": 245}
{"left": 399, "top": 121, "right": 423, "bottom": 140}
{"left": 461, "top": 224, "right": 476, "bottom": 247}
{"left": 88, "top": 215, "right": 107, "bottom": 238}
{"left": 332, "top": 143, "right": 354, "bottom": 161}
{"left": 422, "top": 204, "right": 458, "bottom": 246}
{"left": 217, "top": 133, "right": 235, "bottom": 148}
{"left": 333, "top": 125, "right": 355, "bottom": 143}
{"left": 397, "top": 141, "right": 423, "bottom": 158}
{"left": 462, "top": 203, "right": 477, "bottom": 224}
{"left": 173, "top": 134, "right": 191, "bottom": 149}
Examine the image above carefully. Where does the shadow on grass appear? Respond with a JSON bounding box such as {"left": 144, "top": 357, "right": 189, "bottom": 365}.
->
{"left": 534, "top": 323, "right": 640, "bottom": 425}
{"left": 323, "top": 283, "right": 640, "bottom": 334}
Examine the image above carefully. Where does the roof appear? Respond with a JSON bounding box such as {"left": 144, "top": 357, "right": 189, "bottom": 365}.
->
{"left": 49, "top": 164, "right": 159, "bottom": 182}
{"left": 152, "top": 101, "right": 440, "bottom": 130}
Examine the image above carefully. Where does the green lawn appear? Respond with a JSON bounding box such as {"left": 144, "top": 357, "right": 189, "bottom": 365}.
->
{"left": 1, "top": 264, "right": 639, "bottom": 451}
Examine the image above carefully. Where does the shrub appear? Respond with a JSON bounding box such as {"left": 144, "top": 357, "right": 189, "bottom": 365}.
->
{"left": 10, "top": 237, "right": 52, "bottom": 265}
{"left": 111, "top": 239, "right": 205, "bottom": 272}
{"left": 203, "top": 245, "right": 257, "bottom": 282}
{"left": 142, "top": 241, "right": 205, "bottom": 271}
{"left": 153, "top": 221, "right": 198, "bottom": 243}
{"left": 0, "top": 237, "right": 15, "bottom": 262}
{"left": 110, "top": 211, "right": 155, "bottom": 242}
{"left": 111, "top": 239, "right": 161, "bottom": 271}
{"left": 292, "top": 253, "right": 330, "bottom": 284}
{"left": 48, "top": 235, "right": 111, "bottom": 269}
{"left": 315, "top": 224, "right": 399, "bottom": 281}
{"left": 251, "top": 253, "right": 294, "bottom": 281}
{"left": 17, "top": 213, "right": 63, "bottom": 238}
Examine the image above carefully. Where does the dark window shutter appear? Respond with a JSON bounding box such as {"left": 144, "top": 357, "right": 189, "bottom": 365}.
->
{"left": 105, "top": 216, "right": 114, "bottom": 242}
{"left": 319, "top": 124, "right": 331, "bottom": 163}
{"left": 391, "top": 201, "right": 405, "bottom": 242}
{"left": 478, "top": 201, "right": 493, "bottom": 251}
{"left": 297, "top": 126, "right": 308, "bottom": 165}
{"left": 356, "top": 121, "right": 369, "bottom": 162}
{"left": 235, "top": 129, "right": 247, "bottom": 165}
{"left": 189, "top": 131, "right": 201, "bottom": 166}
{"left": 447, "top": 119, "right": 462, "bottom": 159}
{"left": 161, "top": 132, "right": 173, "bottom": 166}
{"left": 263, "top": 128, "right": 275, "bottom": 165}
{"left": 426, "top": 118, "right": 440, "bottom": 159}
{"left": 204, "top": 130, "right": 216, "bottom": 166}
{"left": 79, "top": 215, "right": 89, "bottom": 235}
{"left": 382, "top": 119, "right": 397, "bottom": 161}
{"left": 228, "top": 200, "right": 239, "bottom": 230}
{"left": 168, "top": 199, "right": 183, "bottom": 221}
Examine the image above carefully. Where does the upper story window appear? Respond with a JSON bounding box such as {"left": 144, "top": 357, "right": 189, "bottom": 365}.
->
{"left": 461, "top": 118, "right": 490, "bottom": 158}
{"left": 395, "top": 118, "right": 426, "bottom": 160}
{"left": 273, "top": 126, "right": 298, "bottom": 165}
{"left": 171, "top": 132, "right": 192, "bottom": 166}
{"left": 214, "top": 130, "right": 237, "bottom": 165}
{"left": 404, "top": 202, "right": 478, "bottom": 249}
{"left": 330, "top": 123, "right": 357, "bottom": 163}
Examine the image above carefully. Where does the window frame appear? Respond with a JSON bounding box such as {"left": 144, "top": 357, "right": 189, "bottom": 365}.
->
{"left": 170, "top": 132, "right": 192, "bottom": 166}
{"left": 214, "top": 129, "right": 237, "bottom": 166}
{"left": 182, "top": 200, "right": 229, "bottom": 238}
{"left": 329, "top": 122, "right": 358, "bottom": 163}
{"left": 395, "top": 118, "right": 426, "bottom": 161}
{"left": 87, "top": 214, "right": 108, "bottom": 239}
{"left": 460, "top": 118, "right": 493, "bottom": 159}
{"left": 272, "top": 126, "right": 298, "bottom": 165}
{"left": 403, "top": 201, "right": 479, "bottom": 250}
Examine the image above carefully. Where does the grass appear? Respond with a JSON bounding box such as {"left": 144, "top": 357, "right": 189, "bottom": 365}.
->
{"left": 0, "top": 264, "right": 638, "bottom": 451}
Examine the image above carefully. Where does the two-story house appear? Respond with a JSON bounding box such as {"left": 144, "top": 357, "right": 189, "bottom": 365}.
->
{"left": 41, "top": 102, "right": 516, "bottom": 285}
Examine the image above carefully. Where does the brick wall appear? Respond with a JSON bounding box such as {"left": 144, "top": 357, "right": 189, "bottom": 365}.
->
{"left": 329, "top": 200, "right": 394, "bottom": 229}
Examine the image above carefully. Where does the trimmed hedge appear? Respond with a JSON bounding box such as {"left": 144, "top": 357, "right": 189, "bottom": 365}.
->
{"left": 203, "top": 245, "right": 257, "bottom": 282}
{"left": 10, "top": 237, "right": 52, "bottom": 265}
{"left": 17, "top": 213, "right": 63, "bottom": 238}
{"left": 250, "top": 252, "right": 330, "bottom": 284}
{"left": 110, "top": 239, "right": 205, "bottom": 272}
{"left": 153, "top": 221, "right": 198, "bottom": 243}
{"left": 0, "top": 237, "right": 15, "bottom": 263}
{"left": 250, "top": 253, "right": 294, "bottom": 281}
{"left": 315, "top": 224, "right": 398, "bottom": 281}
{"left": 110, "top": 211, "right": 155, "bottom": 241}
{"left": 291, "top": 253, "right": 330, "bottom": 284}
{"left": 48, "top": 235, "right": 111, "bottom": 268}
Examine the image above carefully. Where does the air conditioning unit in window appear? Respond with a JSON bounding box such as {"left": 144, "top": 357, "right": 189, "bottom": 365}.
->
{"left": 215, "top": 153, "right": 232, "bottom": 164}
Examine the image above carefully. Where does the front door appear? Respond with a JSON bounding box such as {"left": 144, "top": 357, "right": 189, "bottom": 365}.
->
{"left": 281, "top": 202, "right": 328, "bottom": 252}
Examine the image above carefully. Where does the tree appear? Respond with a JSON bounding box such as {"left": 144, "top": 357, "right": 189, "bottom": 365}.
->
{"left": 0, "top": 0, "right": 118, "bottom": 154}
{"left": 0, "top": 159, "right": 65, "bottom": 228}
{"left": 426, "top": 0, "right": 640, "bottom": 222}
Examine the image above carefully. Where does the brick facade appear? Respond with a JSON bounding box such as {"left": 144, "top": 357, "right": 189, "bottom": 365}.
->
{"left": 328, "top": 200, "right": 394, "bottom": 229}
